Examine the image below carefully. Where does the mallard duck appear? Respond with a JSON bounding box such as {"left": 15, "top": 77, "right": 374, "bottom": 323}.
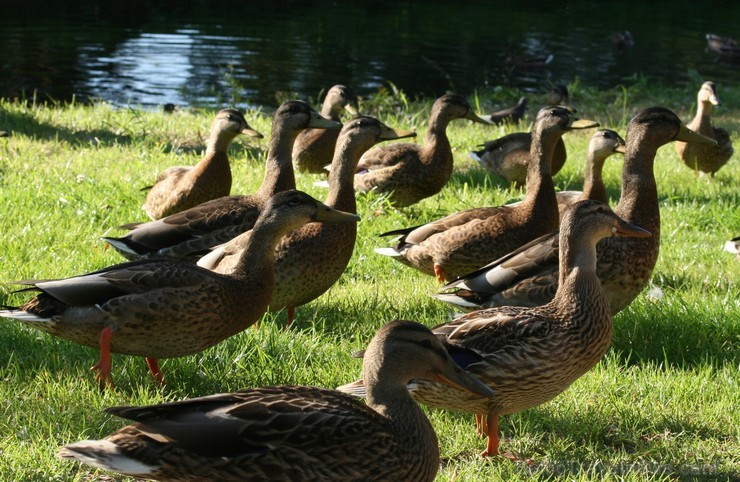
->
{"left": 376, "top": 107, "right": 598, "bottom": 283}
{"left": 1, "top": 191, "right": 359, "bottom": 389}
{"left": 143, "top": 109, "right": 263, "bottom": 220}
{"left": 293, "top": 84, "right": 360, "bottom": 174}
{"left": 675, "top": 81, "right": 734, "bottom": 176}
{"left": 554, "top": 128, "right": 625, "bottom": 216}
{"left": 706, "top": 33, "right": 740, "bottom": 60}
{"left": 546, "top": 84, "right": 574, "bottom": 110}
{"left": 471, "top": 86, "right": 577, "bottom": 186}
{"left": 353, "top": 94, "right": 489, "bottom": 208}
{"left": 340, "top": 201, "right": 651, "bottom": 457}
{"left": 199, "top": 116, "right": 415, "bottom": 326}
{"left": 104, "top": 101, "right": 340, "bottom": 261}
{"left": 435, "top": 107, "right": 716, "bottom": 314}
{"left": 57, "top": 320, "right": 493, "bottom": 480}
{"left": 481, "top": 96, "right": 528, "bottom": 126}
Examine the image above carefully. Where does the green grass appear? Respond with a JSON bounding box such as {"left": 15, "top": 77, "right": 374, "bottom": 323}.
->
{"left": 0, "top": 78, "right": 738, "bottom": 481}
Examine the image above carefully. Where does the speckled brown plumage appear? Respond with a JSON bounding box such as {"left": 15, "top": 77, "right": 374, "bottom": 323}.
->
{"left": 104, "top": 101, "right": 340, "bottom": 261}
{"left": 435, "top": 107, "right": 717, "bottom": 314}
{"left": 353, "top": 94, "right": 488, "bottom": 208}
{"left": 144, "top": 109, "right": 263, "bottom": 220}
{"left": 675, "top": 81, "right": 734, "bottom": 176}
{"left": 1, "top": 191, "right": 358, "bottom": 388}
{"left": 293, "top": 84, "right": 359, "bottom": 174}
{"left": 57, "top": 320, "right": 493, "bottom": 481}
{"left": 375, "top": 107, "right": 598, "bottom": 282}
{"left": 339, "top": 201, "right": 651, "bottom": 457}
{"left": 200, "top": 116, "right": 414, "bottom": 326}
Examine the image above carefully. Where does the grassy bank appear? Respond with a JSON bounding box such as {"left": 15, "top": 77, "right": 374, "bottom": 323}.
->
{"left": 0, "top": 78, "right": 738, "bottom": 481}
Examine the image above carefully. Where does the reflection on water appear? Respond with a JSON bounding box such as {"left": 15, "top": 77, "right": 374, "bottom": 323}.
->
{"left": 1, "top": 0, "right": 738, "bottom": 108}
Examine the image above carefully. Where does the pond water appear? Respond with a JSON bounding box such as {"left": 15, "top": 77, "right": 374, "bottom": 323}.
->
{"left": 2, "top": 0, "right": 738, "bottom": 108}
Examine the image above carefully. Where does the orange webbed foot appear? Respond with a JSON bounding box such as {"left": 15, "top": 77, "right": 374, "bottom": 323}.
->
{"left": 91, "top": 326, "right": 115, "bottom": 391}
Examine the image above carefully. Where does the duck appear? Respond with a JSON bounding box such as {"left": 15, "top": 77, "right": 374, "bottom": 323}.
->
{"left": 674, "top": 81, "right": 734, "bottom": 176}
{"left": 376, "top": 106, "right": 598, "bottom": 283}
{"left": 434, "top": 107, "right": 716, "bottom": 314}
{"left": 57, "top": 320, "right": 494, "bottom": 481}
{"left": 293, "top": 84, "right": 360, "bottom": 174}
{"left": 611, "top": 31, "right": 634, "bottom": 50}
{"left": 143, "top": 109, "right": 263, "bottom": 220}
{"left": 339, "top": 201, "right": 651, "bottom": 458}
{"left": 470, "top": 86, "right": 576, "bottom": 186}
{"left": 0, "top": 190, "right": 359, "bottom": 389}
{"left": 705, "top": 33, "right": 740, "bottom": 60}
{"left": 552, "top": 129, "right": 626, "bottom": 217}
{"left": 199, "top": 116, "right": 416, "bottom": 327}
{"left": 481, "top": 96, "right": 528, "bottom": 126}
{"left": 104, "top": 101, "right": 341, "bottom": 261}
{"left": 353, "top": 94, "right": 489, "bottom": 208}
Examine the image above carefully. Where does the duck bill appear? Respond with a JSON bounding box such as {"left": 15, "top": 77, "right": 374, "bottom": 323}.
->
{"left": 614, "top": 144, "right": 627, "bottom": 154}
{"left": 676, "top": 125, "right": 717, "bottom": 145}
{"left": 568, "top": 118, "right": 600, "bottom": 130}
{"left": 309, "top": 111, "right": 342, "bottom": 129}
{"left": 465, "top": 111, "right": 492, "bottom": 124}
{"left": 311, "top": 202, "right": 361, "bottom": 224}
{"left": 241, "top": 127, "right": 264, "bottom": 138}
{"left": 434, "top": 368, "right": 494, "bottom": 398}
{"left": 379, "top": 126, "right": 417, "bottom": 141}
{"left": 614, "top": 220, "right": 651, "bottom": 238}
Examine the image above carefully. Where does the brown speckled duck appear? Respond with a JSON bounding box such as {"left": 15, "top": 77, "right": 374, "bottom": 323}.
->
{"left": 143, "top": 109, "right": 263, "bottom": 220}
{"left": 1, "top": 191, "right": 359, "bottom": 389}
{"left": 199, "top": 116, "right": 415, "bottom": 326}
{"left": 435, "top": 108, "right": 716, "bottom": 314}
{"left": 353, "top": 94, "right": 489, "bottom": 208}
{"left": 340, "top": 201, "right": 651, "bottom": 458}
{"left": 104, "top": 101, "right": 340, "bottom": 261}
{"left": 293, "top": 84, "right": 360, "bottom": 174}
{"left": 375, "top": 107, "right": 598, "bottom": 283}
{"left": 57, "top": 320, "right": 493, "bottom": 481}
{"left": 675, "top": 81, "right": 734, "bottom": 176}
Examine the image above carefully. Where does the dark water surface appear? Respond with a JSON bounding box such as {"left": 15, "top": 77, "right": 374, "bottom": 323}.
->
{"left": 2, "top": 0, "right": 738, "bottom": 108}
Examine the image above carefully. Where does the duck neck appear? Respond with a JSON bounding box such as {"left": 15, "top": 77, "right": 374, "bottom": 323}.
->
{"left": 422, "top": 111, "right": 452, "bottom": 166}
{"left": 521, "top": 128, "right": 559, "bottom": 217}
{"left": 205, "top": 129, "right": 236, "bottom": 156}
{"left": 256, "top": 123, "right": 297, "bottom": 199}
{"left": 615, "top": 133, "right": 659, "bottom": 234}
{"left": 227, "top": 218, "right": 285, "bottom": 285}
{"left": 365, "top": 368, "right": 439, "bottom": 475}
{"left": 325, "top": 139, "right": 361, "bottom": 212}
{"left": 581, "top": 151, "right": 607, "bottom": 203}
{"left": 692, "top": 100, "right": 713, "bottom": 133}
{"left": 552, "top": 235, "right": 611, "bottom": 329}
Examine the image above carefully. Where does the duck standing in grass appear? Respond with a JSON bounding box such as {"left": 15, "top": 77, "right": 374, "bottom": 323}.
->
{"left": 375, "top": 107, "right": 598, "bottom": 283}
{"left": 57, "top": 320, "right": 494, "bottom": 481}
{"left": 674, "top": 81, "right": 733, "bottom": 176}
{"left": 353, "top": 94, "right": 489, "bottom": 208}
{"left": 104, "top": 101, "right": 340, "bottom": 261}
{"left": 199, "top": 116, "right": 415, "bottom": 327}
{"left": 481, "top": 96, "right": 528, "bottom": 126}
{"left": 435, "top": 108, "right": 716, "bottom": 314}
{"left": 340, "top": 200, "right": 651, "bottom": 458}
{"left": 1, "top": 191, "right": 359, "bottom": 390}
{"left": 293, "top": 84, "right": 359, "bottom": 174}
{"left": 143, "top": 109, "right": 263, "bottom": 220}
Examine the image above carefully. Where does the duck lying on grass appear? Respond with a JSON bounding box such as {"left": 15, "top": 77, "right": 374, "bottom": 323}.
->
{"left": 57, "top": 320, "right": 493, "bottom": 481}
